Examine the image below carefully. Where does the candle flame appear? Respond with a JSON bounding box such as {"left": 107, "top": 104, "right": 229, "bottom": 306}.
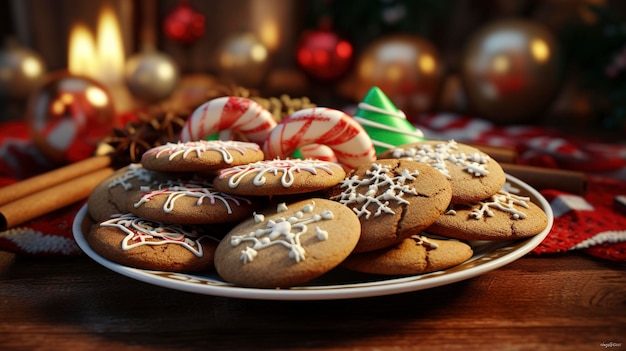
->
{"left": 96, "top": 5, "right": 125, "bottom": 85}
{"left": 67, "top": 5, "right": 125, "bottom": 86}
{"left": 68, "top": 23, "right": 98, "bottom": 77}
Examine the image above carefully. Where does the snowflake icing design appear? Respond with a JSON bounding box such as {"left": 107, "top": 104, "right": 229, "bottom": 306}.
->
{"left": 108, "top": 163, "right": 154, "bottom": 190}
{"left": 145, "top": 140, "right": 259, "bottom": 164}
{"left": 218, "top": 158, "right": 338, "bottom": 188}
{"left": 101, "top": 213, "right": 210, "bottom": 256}
{"left": 133, "top": 179, "right": 251, "bottom": 214}
{"left": 332, "top": 163, "right": 419, "bottom": 219}
{"left": 446, "top": 184, "right": 530, "bottom": 220}
{"left": 230, "top": 201, "right": 333, "bottom": 264}
{"left": 392, "top": 140, "right": 489, "bottom": 179}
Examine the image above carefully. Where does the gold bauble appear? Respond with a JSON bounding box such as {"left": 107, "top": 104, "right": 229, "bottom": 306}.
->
{"left": 125, "top": 50, "right": 180, "bottom": 103}
{"left": 219, "top": 33, "right": 270, "bottom": 88}
{"left": 354, "top": 34, "right": 443, "bottom": 117}
{"left": 461, "top": 19, "right": 562, "bottom": 124}
{"left": 0, "top": 45, "right": 46, "bottom": 99}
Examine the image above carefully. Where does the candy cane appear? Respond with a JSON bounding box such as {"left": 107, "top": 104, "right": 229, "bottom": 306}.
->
{"left": 263, "top": 107, "right": 376, "bottom": 169}
{"left": 179, "top": 96, "right": 277, "bottom": 144}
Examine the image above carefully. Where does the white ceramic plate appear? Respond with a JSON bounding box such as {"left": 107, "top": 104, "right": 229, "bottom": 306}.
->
{"left": 73, "top": 174, "right": 553, "bottom": 300}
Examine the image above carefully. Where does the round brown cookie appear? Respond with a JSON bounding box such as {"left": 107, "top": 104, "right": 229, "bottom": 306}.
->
{"left": 213, "top": 158, "right": 346, "bottom": 196}
{"left": 87, "top": 213, "right": 219, "bottom": 272}
{"left": 427, "top": 184, "right": 549, "bottom": 241}
{"left": 214, "top": 199, "right": 361, "bottom": 288}
{"left": 126, "top": 178, "right": 264, "bottom": 225}
{"left": 141, "top": 140, "right": 264, "bottom": 172}
{"left": 341, "top": 234, "right": 473, "bottom": 275}
{"left": 327, "top": 159, "right": 452, "bottom": 253}
{"left": 379, "top": 140, "right": 506, "bottom": 204}
{"left": 87, "top": 164, "right": 172, "bottom": 222}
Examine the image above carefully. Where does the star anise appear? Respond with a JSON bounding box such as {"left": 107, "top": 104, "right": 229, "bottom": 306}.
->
{"left": 101, "top": 109, "right": 188, "bottom": 166}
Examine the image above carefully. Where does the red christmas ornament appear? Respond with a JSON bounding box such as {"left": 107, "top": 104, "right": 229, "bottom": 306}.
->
{"left": 296, "top": 28, "right": 353, "bottom": 81}
{"left": 163, "top": 1, "right": 205, "bottom": 45}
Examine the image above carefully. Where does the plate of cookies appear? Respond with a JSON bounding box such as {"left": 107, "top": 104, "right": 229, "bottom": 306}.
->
{"left": 73, "top": 96, "right": 553, "bottom": 300}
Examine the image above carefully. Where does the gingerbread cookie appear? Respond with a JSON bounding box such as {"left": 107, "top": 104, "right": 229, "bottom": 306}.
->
{"left": 328, "top": 159, "right": 452, "bottom": 253}
{"left": 341, "top": 234, "right": 473, "bottom": 275}
{"left": 213, "top": 158, "right": 346, "bottom": 196}
{"left": 379, "top": 140, "right": 506, "bottom": 204}
{"left": 126, "top": 178, "right": 262, "bottom": 225}
{"left": 141, "top": 140, "right": 264, "bottom": 172}
{"left": 88, "top": 164, "right": 171, "bottom": 222}
{"left": 87, "top": 213, "right": 219, "bottom": 272}
{"left": 214, "top": 199, "right": 361, "bottom": 288}
{"left": 427, "top": 183, "right": 549, "bottom": 241}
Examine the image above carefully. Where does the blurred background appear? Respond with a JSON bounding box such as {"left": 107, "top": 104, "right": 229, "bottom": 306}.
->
{"left": 1, "top": 0, "right": 625, "bottom": 134}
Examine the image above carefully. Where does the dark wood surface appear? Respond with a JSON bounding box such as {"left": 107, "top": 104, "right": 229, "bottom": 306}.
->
{"left": 0, "top": 250, "right": 624, "bottom": 351}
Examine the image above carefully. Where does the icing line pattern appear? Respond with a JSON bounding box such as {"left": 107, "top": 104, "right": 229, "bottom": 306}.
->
{"left": 218, "top": 158, "right": 337, "bottom": 188}
{"left": 332, "top": 163, "right": 419, "bottom": 219}
{"left": 391, "top": 140, "right": 489, "bottom": 179}
{"left": 231, "top": 201, "right": 333, "bottom": 264}
{"left": 144, "top": 140, "right": 260, "bottom": 164}
{"left": 134, "top": 179, "right": 251, "bottom": 214}
{"left": 101, "top": 213, "right": 209, "bottom": 256}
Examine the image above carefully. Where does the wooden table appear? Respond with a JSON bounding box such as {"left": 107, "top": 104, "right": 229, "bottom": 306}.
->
{"left": 0, "top": 250, "right": 624, "bottom": 351}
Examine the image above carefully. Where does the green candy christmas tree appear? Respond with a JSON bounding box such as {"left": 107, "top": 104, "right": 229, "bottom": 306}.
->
{"left": 353, "top": 86, "right": 425, "bottom": 155}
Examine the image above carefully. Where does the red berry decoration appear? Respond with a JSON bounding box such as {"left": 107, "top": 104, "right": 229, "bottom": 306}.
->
{"left": 296, "top": 28, "right": 353, "bottom": 81}
{"left": 163, "top": 1, "right": 205, "bottom": 45}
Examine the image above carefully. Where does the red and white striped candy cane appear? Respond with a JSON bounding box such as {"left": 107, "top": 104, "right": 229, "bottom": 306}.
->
{"left": 263, "top": 107, "right": 376, "bottom": 169}
{"left": 179, "top": 97, "right": 277, "bottom": 144}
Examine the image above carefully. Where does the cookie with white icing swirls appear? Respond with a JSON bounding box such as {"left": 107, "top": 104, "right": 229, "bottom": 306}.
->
{"left": 327, "top": 159, "right": 452, "bottom": 253}
{"left": 214, "top": 199, "right": 361, "bottom": 288}
{"left": 125, "top": 178, "right": 264, "bottom": 225}
{"left": 141, "top": 140, "right": 264, "bottom": 172}
{"left": 379, "top": 140, "right": 506, "bottom": 204}
{"left": 87, "top": 213, "right": 219, "bottom": 272}
{"left": 426, "top": 183, "right": 548, "bottom": 241}
{"left": 87, "top": 164, "right": 172, "bottom": 222}
{"left": 213, "top": 158, "right": 346, "bottom": 196}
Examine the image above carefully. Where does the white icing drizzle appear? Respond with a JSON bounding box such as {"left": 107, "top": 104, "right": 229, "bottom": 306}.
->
{"left": 107, "top": 164, "right": 154, "bottom": 190}
{"left": 410, "top": 234, "right": 439, "bottom": 249}
{"left": 144, "top": 140, "right": 260, "bottom": 164}
{"left": 218, "top": 158, "right": 337, "bottom": 189}
{"left": 447, "top": 188, "right": 530, "bottom": 220}
{"left": 230, "top": 201, "right": 333, "bottom": 264}
{"left": 357, "top": 102, "right": 407, "bottom": 119}
{"left": 101, "top": 213, "right": 209, "bottom": 257}
{"left": 133, "top": 179, "right": 251, "bottom": 214}
{"left": 391, "top": 140, "right": 489, "bottom": 179}
{"left": 332, "top": 163, "right": 419, "bottom": 219}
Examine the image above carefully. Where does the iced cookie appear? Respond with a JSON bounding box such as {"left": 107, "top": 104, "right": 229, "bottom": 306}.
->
{"left": 214, "top": 199, "right": 361, "bottom": 288}
{"left": 126, "top": 178, "right": 262, "bottom": 225}
{"left": 341, "top": 234, "right": 473, "bottom": 275}
{"left": 88, "top": 164, "right": 172, "bottom": 222}
{"left": 427, "top": 183, "right": 549, "bottom": 241}
{"left": 379, "top": 140, "right": 506, "bottom": 204}
{"left": 87, "top": 213, "right": 219, "bottom": 272}
{"left": 141, "top": 140, "right": 264, "bottom": 173}
{"left": 328, "top": 159, "right": 452, "bottom": 253}
{"left": 213, "top": 158, "right": 346, "bottom": 196}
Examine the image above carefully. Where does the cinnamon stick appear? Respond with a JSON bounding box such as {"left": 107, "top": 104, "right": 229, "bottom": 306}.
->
{"left": 501, "top": 163, "right": 587, "bottom": 195}
{"left": 0, "top": 155, "right": 112, "bottom": 207}
{"left": 0, "top": 167, "right": 115, "bottom": 231}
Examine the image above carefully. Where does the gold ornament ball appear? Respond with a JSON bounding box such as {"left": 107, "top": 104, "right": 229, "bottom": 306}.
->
{"left": 461, "top": 19, "right": 562, "bottom": 124}
{"left": 0, "top": 45, "right": 46, "bottom": 99}
{"left": 354, "top": 34, "right": 443, "bottom": 117}
{"left": 125, "top": 51, "right": 180, "bottom": 102}
{"left": 219, "top": 33, "right": 270, "bottom": 88}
